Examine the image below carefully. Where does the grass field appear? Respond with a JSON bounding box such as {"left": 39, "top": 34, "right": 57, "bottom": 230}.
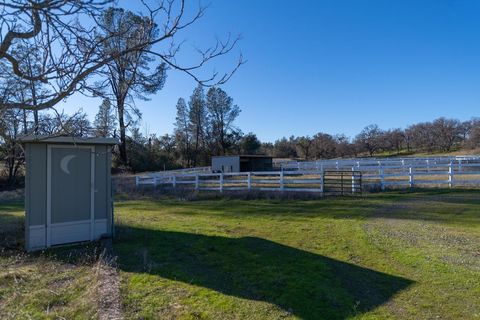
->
{"left": 1, "top": 190, "right": 480, "bottom": 319}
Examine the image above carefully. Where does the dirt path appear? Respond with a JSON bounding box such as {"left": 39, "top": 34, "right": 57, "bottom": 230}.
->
{"left": 97, "top": 240, "right": 123, "bottom": 320}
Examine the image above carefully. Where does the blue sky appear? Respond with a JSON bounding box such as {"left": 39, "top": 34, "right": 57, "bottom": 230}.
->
{"left": 62, "top": 0, "right": 480, "bottom": 142}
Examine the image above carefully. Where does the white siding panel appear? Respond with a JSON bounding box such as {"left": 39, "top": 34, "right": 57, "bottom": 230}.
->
{"left": 28, "top": 225, "right": 46, "bottom": 250}
{"left": 50, "top": 220, "right": 90, "bottom": 245}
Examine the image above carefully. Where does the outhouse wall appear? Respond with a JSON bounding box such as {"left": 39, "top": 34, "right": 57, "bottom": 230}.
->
{"left": 25, "top": 143, "right": 114, "bottom": 251}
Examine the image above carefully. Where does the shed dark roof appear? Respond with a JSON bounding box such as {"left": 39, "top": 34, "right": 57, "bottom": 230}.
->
{"left": 19, "top": 135, "right": 118, "bottom": 145}
{"left": 212, "top": 155, "right": 272, "bottom": 159}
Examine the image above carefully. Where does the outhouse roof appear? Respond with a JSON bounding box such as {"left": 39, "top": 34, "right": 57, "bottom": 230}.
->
{"left": 19, "top": 135, "right": 119, "bottom": 145}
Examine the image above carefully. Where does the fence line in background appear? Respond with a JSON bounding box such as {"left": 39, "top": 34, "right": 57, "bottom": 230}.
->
{"left": 147, "top": 166, "right": 212, "bottom": 177}
{"left": 136, "top": 170, "right": 362, "bottom": 195}
{"left": 280, "top": 156, "right": 480, "bottom": 172}
{"left": 136, "top": 155, "right": 480, "bottom": 193}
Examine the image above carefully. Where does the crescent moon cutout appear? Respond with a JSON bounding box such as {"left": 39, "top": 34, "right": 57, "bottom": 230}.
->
{"left": 60, "top": 155, "right": 76, "bottom": 174}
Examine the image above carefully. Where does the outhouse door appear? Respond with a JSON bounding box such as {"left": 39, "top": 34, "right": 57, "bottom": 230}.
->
{"left": 47, "top": 145, "right": 94, "bottom": 246}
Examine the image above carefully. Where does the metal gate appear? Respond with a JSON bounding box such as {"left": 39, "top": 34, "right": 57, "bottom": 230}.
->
{"left": 323, "top": 170, "right": 362, "bottom": 196}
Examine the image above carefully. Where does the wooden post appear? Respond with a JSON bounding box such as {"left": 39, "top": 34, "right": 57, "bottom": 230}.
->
{"left": 280, "top": 171, "right": 284, "bottom": 191}
{"left": 219, "top": 173, "right": 224, "bottom": 193}
{"left": 341, "top": 171, "right": 344, "bottom": 195}
{"left": 448, "top": 162, "right": 453, "bottom": 188}
{"left": 195, "top": 174, "right": 199, "bottom": 191}
{"left": 320, "top": 172, "right": 324, "bottom": 195}
{"left": 172, "top": 175, "right": 176, "bottom": 189}
{"left": 351, "top": 167, "right": 355, "bottom": 194}
{"left": 380, "top": 167, "right": 385, "bottom": 190}
{"left": 135, "top": 176, "right": 140, "bottom": 188}
{"left": 247, "top": 172, "right": 252, "bottom": 191}
{"left": 409, "top": 167, "right": 413, "bottom": 188}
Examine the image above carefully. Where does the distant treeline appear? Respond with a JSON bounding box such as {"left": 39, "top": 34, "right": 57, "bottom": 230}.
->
{"left": 125, "top": 112, "right": 480, "bottom": 172}
{"left": 263, "top": 118, "right": 479, "bottom": 160}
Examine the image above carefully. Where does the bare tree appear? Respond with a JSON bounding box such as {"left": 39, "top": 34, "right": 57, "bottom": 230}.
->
{"left": 431, "top": 117, "right": 461, "bottom": 152}
{"left": 382, "top": 129, "right": 405, "bottom": 154}
{"left": 0, "top": 108, "right": 25, "bottom": 186}
{"left": 354, "top": 124, "right": 383, "bottom": 156}
{"left": 0, "top": 0, "right": 243, "bottom": 112}
{"left": 311, "top": 133, "right": 337, "bottom": 159}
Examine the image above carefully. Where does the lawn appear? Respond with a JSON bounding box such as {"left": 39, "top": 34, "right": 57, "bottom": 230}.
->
{"left": 1, "top": 190, "right": 480, "bottom": 319}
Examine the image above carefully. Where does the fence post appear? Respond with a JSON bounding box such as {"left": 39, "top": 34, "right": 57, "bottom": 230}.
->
{"left": 195, "top": 174, "right": 199, "bottom": 191}
{"left": 172, "top": 175, "right": 176, "bottom": 189}
{"left": 247, "top": 172, "right": 252, "bottom": 191}
{"left": 426, "top": 159, "right": 430, "bottom": 172}
{"left": 219, "top": 173, "right": 224, "bottom": 193}
{"left": 336, "top": 161, "right": 339, "bottom": 170}
{"left": 448, "top": 162, "right": 454, "bottom": 188}
{"left": 351, "top": 167, "right": 355, "bottom": 194}
{"left": 320, "top": 171, "right": 324, "bottom": 195}
{"left": 380, "top": 167, "right": 385, "bottom": 190}
{"left": 280, "top": 171, "right": 284, "bottom": 191}
{"left": 459, "top": 159, "right": 463, "bottom": 173}
{"left": 409, "top": 167, "right": 414, "bottom": 188}
{"left": 135, "top": 176, "right": 140, "bottom": 188}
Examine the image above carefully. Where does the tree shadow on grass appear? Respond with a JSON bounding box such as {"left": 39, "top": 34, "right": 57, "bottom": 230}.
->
{"left": 114, "top": 225, "right": 413, "bottom": 320}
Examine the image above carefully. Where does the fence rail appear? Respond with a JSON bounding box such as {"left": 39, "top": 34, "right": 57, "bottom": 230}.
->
{"left": 136, "top": 170, "right": 362, "bottom": 195}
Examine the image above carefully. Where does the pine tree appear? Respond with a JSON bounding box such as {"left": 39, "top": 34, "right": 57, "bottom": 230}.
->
{"left": 206, "top": 87, "right": 240, "bottom": 155}
{"left": 174, "top": 98, "right": 192, "bottom": 166}
{"left": 188, "top": 85, "right": 207, "bottom": 166}
{"left": 94, "top": 99, "right": 117, "bottom": 137}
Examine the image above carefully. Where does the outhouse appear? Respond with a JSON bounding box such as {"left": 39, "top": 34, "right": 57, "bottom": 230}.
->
{"left": 20, "top": 136, "right": 118, "bottom": 251}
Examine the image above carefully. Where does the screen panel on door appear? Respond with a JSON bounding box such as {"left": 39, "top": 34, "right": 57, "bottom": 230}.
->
{"left": 50, "top": 147, "right": 92, "bottom": 244}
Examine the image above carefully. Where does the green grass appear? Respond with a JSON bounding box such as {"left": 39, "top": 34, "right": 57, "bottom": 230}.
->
{"left": 1, "top": 190, "right": 480, "bottom": 319}
{"left": 0, "top": 201, "right": 100, "bottom": 320}
{"left": 114, "top": 190, "right": 480, "bottom": 319}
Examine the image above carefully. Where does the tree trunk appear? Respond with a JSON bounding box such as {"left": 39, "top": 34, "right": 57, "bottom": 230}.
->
{"left": 117, "top": 100, "right": 128, "bottom": 166}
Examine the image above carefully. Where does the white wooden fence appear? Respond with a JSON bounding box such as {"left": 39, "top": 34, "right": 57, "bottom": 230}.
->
{"left": 136, "top": 171, "right": 336, "bottom": 193}
{"left": 136, "top": 156, "right": 480, "bottom": 193}
{"left": 281, "top": 156, "right": 480, "bottom": 189}
{"left": 280, "top": 156, "right": 480, "bottom": 171}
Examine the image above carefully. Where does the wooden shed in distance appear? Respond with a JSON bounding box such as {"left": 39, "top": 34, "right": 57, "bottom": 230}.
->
{"left": 212, "top": 155, "right": 273, "bottom": 173}
{"left": 21, "top": 136, "right": 118, "bottom": 251}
